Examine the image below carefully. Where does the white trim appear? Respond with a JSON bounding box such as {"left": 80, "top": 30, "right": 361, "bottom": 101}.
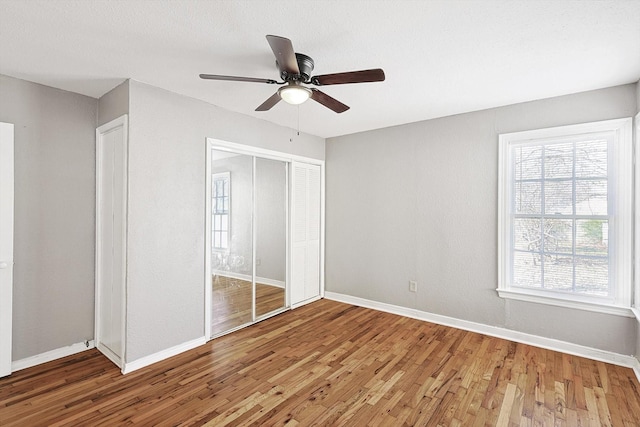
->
{"left": 12, "top": 340, "right": 95, "bottom": 372}
{"left": 496, "top": 288, "right": 633, "bottom": 317}
{"left": 0, "top": 122, "right": 14, "bottom": 378}
{"left": 205, "top": 138, "right": 324, "bottom": 166}
{"left": 634, "top": 112, "right": 639, "bottom": 317}
{"left": 122, "top": 336, "right": 206, "bottom": 374}
{"left": 97, "top": 341, "right": 122, "bottom": 369}
{"left": 325, "top": 292, "right": 639, "bottom": 372}
{"left": 252, "top": 156, "right": 257, "bottom": 321}
{"left": 498, "top": 117, "right": 634, "bottom": 311}
{"left": 320, "top": 160, "right": 326, "bottom": 300}
{"left": 204, "top": 143, "right": 212, "bottom": 340}
{"left": 291, "top": 294, "right": 322, "bottom": 309}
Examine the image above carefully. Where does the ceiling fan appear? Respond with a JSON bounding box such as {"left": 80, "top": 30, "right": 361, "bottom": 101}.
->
{"left": 199, "top": 35, "right": 385, "bottom": 113}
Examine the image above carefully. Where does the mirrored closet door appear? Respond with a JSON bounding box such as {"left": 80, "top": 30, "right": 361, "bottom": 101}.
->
{"left": 255, "top": 157, "right": 287, "bottom": 318}
{"left": 209, "top": 149, "right": 287, "bottom": 337}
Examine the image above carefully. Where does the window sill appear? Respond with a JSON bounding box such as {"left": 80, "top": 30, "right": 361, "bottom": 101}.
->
{"left": 497, "top": 288, "right": 634, "bottom": 318}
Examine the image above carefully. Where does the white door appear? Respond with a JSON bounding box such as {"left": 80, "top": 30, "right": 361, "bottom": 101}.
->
{"left": 290, "top": 162, "right": 321, "bottom": 305}
{"left": 95, "top": 116, "right": 127, "bottom": 369}
{"left": 0, "top": 122, "right": 14, "bottom": 377}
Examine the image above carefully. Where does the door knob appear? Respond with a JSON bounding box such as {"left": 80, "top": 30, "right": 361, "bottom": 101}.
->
{"left": 0, "top": 262, "right": 8, "bottom": 269}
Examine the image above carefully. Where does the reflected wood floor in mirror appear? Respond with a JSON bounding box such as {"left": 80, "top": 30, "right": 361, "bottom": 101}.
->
{"left": 211, "top": 275, "right": 285, "bottom": 336}
{"left": 1, "top": 299, "right": 639, "bottom": 426}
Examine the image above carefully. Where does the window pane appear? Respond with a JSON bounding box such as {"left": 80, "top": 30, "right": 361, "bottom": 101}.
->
{"left": 515, "top": 182, "right": 541, "bottom": 214}
{"left": 543, "top": 219, "right": 572, "bottom": 254}
{"left": 214, "top": 233, "right": 221, "bottom": 248}
{"left": 513, "top": 252, "right": 541, "bottom": 289}
{"left": 575, "top": 257, "right": 608, "bottom": 296}
{"left": 514, "top": 145, "right": 542, "bottom": 180}
{"left": 576, "top": 219, "right": 608, "bottom": 256}
{"left": 514, "top": 218, "right": 541, "bottom": 252}
{"left": 214, "top": 215, "right": 221, "bottom": 229}
{"left": 575, "top": 179, "right": 607, "bottom": 215}
{"left": 543, "top": 254, "right": 573, "bottom": 291}
{"left": 221, "top": 215, "right": 228, "bottom": 231}
{"left": 575, "top": 140, "right": 607, "bottom": 178}
{"left": 220, "top": 231, "right": 228, "bottom": 249}
{"left": 544, "top": 143, "right": 573, "bottom": 179}
{"left": 544, "top": 181, "right": 573, "bottom": 215}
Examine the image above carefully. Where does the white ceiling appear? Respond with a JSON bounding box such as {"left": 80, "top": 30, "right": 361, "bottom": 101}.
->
{"left": 1, "top": 0, "right": 639, "bottom": 138}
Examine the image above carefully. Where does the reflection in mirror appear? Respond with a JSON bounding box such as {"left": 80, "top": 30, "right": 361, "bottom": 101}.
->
{"left": 210, "top": 150, "right": 253, "bottom": 335}
{"left": 255, "top": 158, "right": 287, "bottom": 317}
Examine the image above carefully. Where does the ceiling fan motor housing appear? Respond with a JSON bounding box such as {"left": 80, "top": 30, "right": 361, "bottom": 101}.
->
{"left": 279, "top": 53, "right": 314, "bottom": 82}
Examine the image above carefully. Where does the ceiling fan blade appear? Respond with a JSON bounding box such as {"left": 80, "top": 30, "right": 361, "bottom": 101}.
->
{"left": 311, "top": 68, "right": 385, "bottom": 86}
{"left": 255, "top": 92, "right": 281, "bottom": 111}
{"left": 266, "top": 35, "right": 300, "bottom": 76}
{"left": 199, "top": 74, "right": 278, "bottom": 84}
{"left": 310, "top": 89, "right": 349, "bottom": 113}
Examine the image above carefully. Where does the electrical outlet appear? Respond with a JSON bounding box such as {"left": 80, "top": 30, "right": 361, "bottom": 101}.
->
{"left": 409, "top": 280, "right": 417, "bottom": 292}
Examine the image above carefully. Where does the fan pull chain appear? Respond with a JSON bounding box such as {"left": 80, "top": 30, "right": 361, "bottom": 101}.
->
{"left": 289, "top": 105, "right": 300, "bottom": 142}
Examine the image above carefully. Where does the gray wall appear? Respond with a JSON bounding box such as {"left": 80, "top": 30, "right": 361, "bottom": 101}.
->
{"left": 97, "top": 80, "right": 129, "bottom": 127}
{"left": 326, "top": 84, "right": 637, "bottom": 356}
{"left": 0, "top": 75, "right": 96, "bottom": 360}
{"left": 125, "top": 80, "right": 324, "bottom": 362}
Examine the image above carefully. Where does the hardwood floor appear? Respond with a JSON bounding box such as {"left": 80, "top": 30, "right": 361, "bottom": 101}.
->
{"left": 211, "top": 275, "right": 285, "bottom": 336}
{"left": 1, "top": 299, "right": 639, "bottom": 426}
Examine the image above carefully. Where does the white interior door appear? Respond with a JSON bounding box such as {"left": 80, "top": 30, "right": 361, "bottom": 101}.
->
{"left": 95, "top": 116, "right": 127, "bottom": 369}
{"left": 0, "top": 122, "right": 15, "bottom": 377}
{"left": 290, "top": 162, "right": 321, "bottom": 306}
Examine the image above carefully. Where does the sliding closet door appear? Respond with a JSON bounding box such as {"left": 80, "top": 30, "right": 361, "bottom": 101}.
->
{"left": 210, "top": 150, "right": 254, "bottom": 336}
{"left": 255, "top": 158, "right": 287, "bottom": 318}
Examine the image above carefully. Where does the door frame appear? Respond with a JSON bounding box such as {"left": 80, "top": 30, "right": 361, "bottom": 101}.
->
{"left": 204, "top": 138, "right": 324, "bottom": 340}
{"left": 0, "top": 122, "right": 14, "bottom": 377}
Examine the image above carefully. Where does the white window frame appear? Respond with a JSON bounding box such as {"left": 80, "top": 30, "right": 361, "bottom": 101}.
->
{"left": 498, "top": 118, "right": 633, "bottom": 317}
{"left": 212, "top": 171, "right": 230, "bottom": 252}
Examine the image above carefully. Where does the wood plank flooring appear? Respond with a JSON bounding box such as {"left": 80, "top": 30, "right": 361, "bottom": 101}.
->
{"left": 211, "top": 275, "right": 285, "bottom": 336}
{"left": 1, "top": 299, "right": 639, "bottom": 426}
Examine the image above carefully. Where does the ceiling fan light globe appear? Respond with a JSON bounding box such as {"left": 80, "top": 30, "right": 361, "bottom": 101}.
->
{"left": 278, "top": 86, "right": 312, "bottom": 105}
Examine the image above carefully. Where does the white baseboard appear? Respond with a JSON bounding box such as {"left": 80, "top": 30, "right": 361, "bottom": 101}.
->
{"left": 324, "top": 292, "right": 640, "bottom": 380}
{"left": 291, "top": 295, "right": 322, "bottom": 309}
{"left": 96, "top": 342, "right": 123, "bottom": 370}
{"left": 213, "top": 271, "right": 285, "bottom": 288}
{"left": 12, "top": 340, "right": 95, "bottom": 372}
{"left": 122, "top": 336, "right": 206, "bottom": 374}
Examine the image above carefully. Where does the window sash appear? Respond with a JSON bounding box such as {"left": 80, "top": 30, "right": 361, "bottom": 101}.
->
{"left": 498, "top": 118, "right": 633, "bottom": 316}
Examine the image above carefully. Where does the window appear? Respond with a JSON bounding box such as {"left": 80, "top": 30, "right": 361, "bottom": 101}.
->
{"left": 498, "top": 118, "right": 633, "bottom": 316}
{"left": 212, "top": 172, "right": 230, "bottom": 251}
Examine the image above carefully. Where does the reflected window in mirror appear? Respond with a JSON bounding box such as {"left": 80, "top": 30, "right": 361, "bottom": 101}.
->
{"left": 212, "top": 172, "right": 230, "bottom": 251}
